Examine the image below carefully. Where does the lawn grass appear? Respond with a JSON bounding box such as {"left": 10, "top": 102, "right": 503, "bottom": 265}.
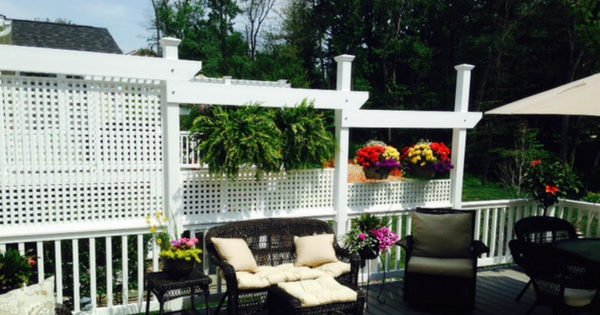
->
{"left": 462, "top": 175, "right": 515, "bottom": 202}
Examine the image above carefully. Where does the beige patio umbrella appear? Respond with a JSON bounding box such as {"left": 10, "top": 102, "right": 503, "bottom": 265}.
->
{"left": 486, "top": 73, "right": 600, "bottom": 116}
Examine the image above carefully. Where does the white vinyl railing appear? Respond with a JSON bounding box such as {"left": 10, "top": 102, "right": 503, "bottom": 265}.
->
{"left": 3, "top": 198, "right": 599, "bottom": 315}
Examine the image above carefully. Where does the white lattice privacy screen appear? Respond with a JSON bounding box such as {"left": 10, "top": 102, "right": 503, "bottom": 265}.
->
{"left": 348, "top": 179, "right": 452, "bottom": 210}
{"left": 181, "top": 169, "right": 336, "bottom": 221}
{"left": 0, "top": 74, "right": 164, "bottom": 227}
{"left": 181, "top": 168, "right": 451, "bottom": 223}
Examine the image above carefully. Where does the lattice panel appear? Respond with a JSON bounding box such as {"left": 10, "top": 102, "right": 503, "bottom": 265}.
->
{"left": 0, "top": 74, "right": 163, "bottom": 226}
{"left": 181, "top": 169, "right": 335, "bottom": 219}
{"left": 347, "top": 179, "right": 451, "bottom": 210}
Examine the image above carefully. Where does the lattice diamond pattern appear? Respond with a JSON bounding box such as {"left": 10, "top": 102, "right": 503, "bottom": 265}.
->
{"left": 0, "top": 74, "right": 163, "bottom": 226}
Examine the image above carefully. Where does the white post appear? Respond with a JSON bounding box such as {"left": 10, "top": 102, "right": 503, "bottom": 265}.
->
{"left": 333, "top": 55, "right": 354, "bottom": 237}
{"left": 160, "top": 37, "right": 185, "bottom": 236}
{"left": 450, "top": 64, "right": 475, "bottom": 208}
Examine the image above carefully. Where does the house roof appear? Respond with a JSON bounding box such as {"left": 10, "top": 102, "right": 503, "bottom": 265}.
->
{"left": 10, "top": 19, "right": 122, "bottom": 54}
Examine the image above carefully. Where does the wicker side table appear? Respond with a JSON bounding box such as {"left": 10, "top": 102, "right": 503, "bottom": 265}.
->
{"left": 145, "top": 269, "right": 212, "bottom": 315}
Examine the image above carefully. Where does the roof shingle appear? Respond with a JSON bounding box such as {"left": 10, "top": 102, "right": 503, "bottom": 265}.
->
{"left": 10, "top": 19, "right": 122, "bottom": 54}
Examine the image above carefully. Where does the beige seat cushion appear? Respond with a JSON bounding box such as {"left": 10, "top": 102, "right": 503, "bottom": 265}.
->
{"left": 294, "top": 234, "right": 338, "bottom": 267}
{"left": 0, "top": 276, "right": 55, "bottom": 315}
{"left": 407, "top": 256, "right": 473, "bottom": 278}
{"left": 311, "top": 261, "right": 351, "bottom": 278}
{"left": 277, "top": 276, "right": 357, "bottom": 307}
{"left": 564, "top": 288, "right": 597, "bottom": 307}
{"left": 412, "top": 212, "right": 472, "bottom": 258}
{"left": 211, "top": 237, "right": 259, "bottom": 272}
{"left": 234, "top": 264, "right": 328, "bottom": 290}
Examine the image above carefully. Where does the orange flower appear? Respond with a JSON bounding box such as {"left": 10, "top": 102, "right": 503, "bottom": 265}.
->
{"left": 530, "top": 160, "right": 542, "bottom": 168}
{"left": 28, "top": 258, "right": 36, "bottom": 265}
{"left": 545, "top": 185, "right": 559, "bottom": 195}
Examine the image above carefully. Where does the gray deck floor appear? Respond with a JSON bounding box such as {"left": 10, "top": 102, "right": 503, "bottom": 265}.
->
{"left": 209, "top": 266, "right": 596, "bottom": 315}
{"left": 362, "top": 266, "right": 595, "bottom": 315}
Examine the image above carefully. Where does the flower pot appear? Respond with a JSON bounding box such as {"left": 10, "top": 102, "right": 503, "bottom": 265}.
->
{"left": 410, "top": 167, "right": 435, "bottom": 179}
{"left": 162, "top": 258, "right": 195, "bottom": 279}
{"left": 363, "top": 167, "right": 391, "bottom": 180}
{"left": 358, "top": 245, "right": 379, "bottom": 268}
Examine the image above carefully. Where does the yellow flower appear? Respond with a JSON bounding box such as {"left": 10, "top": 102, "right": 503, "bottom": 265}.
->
{"left": 150, "top": 226, "right": 157, "bottom": 233}
{"left": 157, "top": 239, "right": 163, "bottom": 245}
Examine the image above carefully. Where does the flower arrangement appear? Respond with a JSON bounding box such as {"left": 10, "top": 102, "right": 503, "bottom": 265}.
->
{"left": 342, "top": 214, "right": 399, "bottom": 256}
{"left": 523, "top": 159, "right": 581, "bottom": 214}
{"left": 400, "top": 140, "right": 454, "bottom": 174}
{"left": 147, "top": 212, "right": 202, "bottom": 263}
{"left": 0, "top": 248, "right": 36, "bottom": 293}
{"left": 354, "top": 140, "right": 402, "bottom": 170}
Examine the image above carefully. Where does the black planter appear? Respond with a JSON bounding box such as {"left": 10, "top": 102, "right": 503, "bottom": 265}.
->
{"left": 162, "top": 258, "right": 195, "bottom": 279}
{"left": 358, "top": 245, "right": 379, "bottom": 268}
{"left": 363, "top": 167, "right": 391, "bottom": 180}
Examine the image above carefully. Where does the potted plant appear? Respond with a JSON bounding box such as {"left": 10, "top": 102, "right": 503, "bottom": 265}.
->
{"left": 342, "top": 214, "right": 399, "bottom": 267}
{"left": 355, "top": 140, "right": 402, "bottom": 180}
{"left": 0, "top": 248, "right": 36, "bottom": 294}
{"left": 147, "top": 212, "right": 203, "bottom": 279}
{"left": 400, "top": 140, "right": 454, "bottom": 178}
{"left": 190, "top": 105, "right": 283, "bottom": 180}
{"left": 275, "top": 100, "right": 337, "bottom": 170}
{"left": 523, "top": 159, "right": 581, "bottom": 215}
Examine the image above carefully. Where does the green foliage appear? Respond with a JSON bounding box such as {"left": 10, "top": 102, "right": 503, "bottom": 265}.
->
{"left": 0, "top": 248, "right": 35, "bottom": 291}
{"left": 191, "top": 105, "right": 283, "bottom": 180}
{"left": 353, "top": 213, "right": 391, "bottom": 233}
{"left": 523, "top": 158, "right": 582, "bottom": 210}
{"left": 275, "top": 100, "right": 336, "bottom": 170}
{"left": 582, "top": 192, "right": 600, "bottom": 204}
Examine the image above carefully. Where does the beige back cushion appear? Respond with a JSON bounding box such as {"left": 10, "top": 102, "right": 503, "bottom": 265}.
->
{"left": 212, "top": 237, "right": 259, "bottom": 272}
{"left": 412, "top": 212, "right": 472, "bottom": 258}
{"left": 294, "top": 234, "right": 338, "bottom": 267}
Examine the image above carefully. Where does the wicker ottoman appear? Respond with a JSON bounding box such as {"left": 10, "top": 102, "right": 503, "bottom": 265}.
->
{"left": 268, "top": 277, "right": 365, "bottom": 315}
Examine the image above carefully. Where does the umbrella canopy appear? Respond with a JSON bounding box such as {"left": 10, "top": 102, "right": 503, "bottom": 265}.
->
{"left": 486, "top": 73, "right": 600, "bottom": 116}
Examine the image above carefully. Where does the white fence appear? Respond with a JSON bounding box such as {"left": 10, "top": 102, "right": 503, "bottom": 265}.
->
{"left": 2, "top": 197, "right": 599, "bottom": 315}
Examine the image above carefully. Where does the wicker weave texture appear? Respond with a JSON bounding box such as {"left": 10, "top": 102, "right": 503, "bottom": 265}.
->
{"left": 206, "top": 218, "right": 360, "bottom": 315}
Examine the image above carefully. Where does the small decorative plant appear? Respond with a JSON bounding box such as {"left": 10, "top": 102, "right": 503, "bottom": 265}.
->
{"left": 0, "top": 248, "right": 36, "bottom": 293}
{"left": 342, "top": 214, "right": 399, "bottom": 256}
{"left": 523, "top": 159, "right": 581, "bottom": 215}
{"left": 147, "top": 212, "right": 202, "bottom": 263}
{"left": 400, "top": 140, "right": 454, "bottom": 175}
{"left": 354, "top": 140, "right": 402, "bottom": 171}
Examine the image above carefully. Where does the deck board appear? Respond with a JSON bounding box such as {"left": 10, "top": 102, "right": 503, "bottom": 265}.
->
{"left": 362, "top": 266, "right": 595, "bottom": 315}
{"left": 211, "top": 266, "right": 596, "bottom": 315}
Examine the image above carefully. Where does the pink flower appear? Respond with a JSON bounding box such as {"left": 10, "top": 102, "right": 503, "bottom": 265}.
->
{"left": 359, "top": 234, "right": 367, "bottom": 241}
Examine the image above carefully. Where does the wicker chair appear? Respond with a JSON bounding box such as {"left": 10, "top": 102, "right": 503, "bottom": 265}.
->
{"left": 509, "top": 239, "right": 600, "bottom": 315}
{"left": 512, "top": 216, "right": 578, "bottom": 302}
{"left": 397, "top": 208, "right": 489, "bottom": 310}
{"left": 205, "top": 218, "right": 360, "bottom": 315}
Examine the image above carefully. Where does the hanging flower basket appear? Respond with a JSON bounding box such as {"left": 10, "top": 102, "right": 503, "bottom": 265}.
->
{"left": 363, "top": 166, "right": 391, "bottom": 180}
{"left": 162, "top": 258, "right": 195, "bottom": 279}
{"left": 410, "top": 167, "right": 436, "bottom": 179}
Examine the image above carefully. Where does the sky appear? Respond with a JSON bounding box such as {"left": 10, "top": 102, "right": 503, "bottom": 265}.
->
{"left": 1, "top": 0, "right": 152, "bottom": 53}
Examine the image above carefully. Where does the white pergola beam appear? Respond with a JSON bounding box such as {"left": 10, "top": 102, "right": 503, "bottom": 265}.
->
{"left": 341, "top": 110, "right": 482, "bottom": 128}
{"left": 0, "top": 44, "right": 202, "bottom": 81}
{"left": 166, "top": 81, "right": 369, "bottom": 110}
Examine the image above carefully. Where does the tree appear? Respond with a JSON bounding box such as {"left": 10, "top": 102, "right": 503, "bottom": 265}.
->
{"left": 240, "top": 0, "right": 277, "bottom": 60}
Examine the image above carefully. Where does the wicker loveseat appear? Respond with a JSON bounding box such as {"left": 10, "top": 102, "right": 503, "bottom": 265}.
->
{"left": 206, "top": 217, "right": 360, "bottom": 315}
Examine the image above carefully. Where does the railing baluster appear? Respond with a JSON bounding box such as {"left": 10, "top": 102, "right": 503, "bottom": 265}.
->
{"left": 106, "top": 236, "right": 113, "bottom": 308}
{"left": 90, "top": 237, "right": 97, "bottom": 312}
{"left": 121, "top": 236, "right": 128, "bottom": 306}
{"left": 73, "top": 239, "right": 80, "bottom": 313}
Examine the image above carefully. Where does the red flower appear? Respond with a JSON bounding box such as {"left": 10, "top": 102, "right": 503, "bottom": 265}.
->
{"left": 530, "top": 160, "right": 542, "bottom": 168}
{"left": 356, "top": 146, "right": 385, "bottom": 169}
{"left": 545, "top": 185, "right": 559, "bottom": 195}
{"left": 28, "top": 258, "right": 36, "bottom": 265}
